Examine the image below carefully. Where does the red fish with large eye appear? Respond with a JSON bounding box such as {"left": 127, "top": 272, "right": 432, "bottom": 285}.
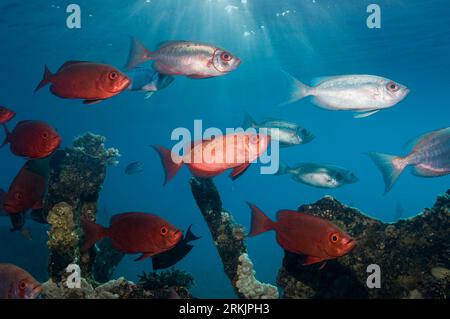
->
{"left": 3, "top": 164, "right": 47, "bottom": 215}
{"left": 153, "top": 132, "right": 271, "bottom": 185}
{"left": 81, "top": 212, "right": 183, "bottom": 261}
{"left": 0, "top": 264, "right": 42, "bottom": 299}
{"left": 247, "top": 204, "right": 356, "bottom": 268}
{"left": 0, "top": 106, "right": 15, "bottom": 124}
{"left": 1, "top": 120, "right": 61, "bottom": 159}
{"left": 35, "top": 61, "right": 131, "bottom": 104}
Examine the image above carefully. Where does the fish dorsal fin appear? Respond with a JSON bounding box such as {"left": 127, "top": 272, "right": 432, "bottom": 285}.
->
{"left": 110, "top": 212, "right": 135, "bottom": 225}
{"left": 157, "top": 41, "right": 181, "bottom": 49}
{"left": 404, "top": 127, "right": 450, "bottom": 151}
{"left": 58, "top": 61, "right": 89, "bottom": 72}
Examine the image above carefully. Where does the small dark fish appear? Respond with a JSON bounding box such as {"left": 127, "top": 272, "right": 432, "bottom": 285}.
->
{"left": 2, "top": 120, "right": 61, "bottom": 159}
{"left": 368, "top": 127, "right": 450, "bottom": 193}
{"left": 126, "top": 68, "right": 174, "bottom": 99}
{"left": 0, "top": 264, "right": 42, "bottom": 299}
{"left": 125, "top": 161, "right": 144, "bottom": 175}
{"left": 277, "top": 162, "right": 359, "bottom": 189}
{"left": 0, "top": 106, "right": 15, "bottom": 124}
{"left": 242, "top": 112, "right": 314, "bottom": 147}
{"left": 35, "top": 61, "right": 130, "bottom": 104}
{"left": 152, "top": 225, "right": 201, "bottom": 270}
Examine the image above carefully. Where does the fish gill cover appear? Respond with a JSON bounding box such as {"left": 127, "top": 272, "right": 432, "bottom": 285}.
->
{"left": 0, "top": 0, "right": 449, "bottom": 300}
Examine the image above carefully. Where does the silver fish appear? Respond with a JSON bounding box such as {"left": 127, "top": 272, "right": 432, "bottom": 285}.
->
{"left": 276, "top": 163, "right": 359, "bottom": 188}
{"left": 282, "top": 72, "right": 410, "bottom": 118}
{"left": 242, "top": 112, "right": 314, "bottom": 147}
{"left": 126, "top": 68, "right": 174, "bottom": 99}
{"left": 126, "top": 37, "right": 241, "bottom": 78}
{"left": 125, "top": 161, "right": 144, "bottom": 175}
{"left": 368, "top": 127, "right": 450, "bottom": 193}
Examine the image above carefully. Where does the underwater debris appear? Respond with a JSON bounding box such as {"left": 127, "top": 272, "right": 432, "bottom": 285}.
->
{"left": 43, "top": 132, "right": 121, "bottom": 282}
{"left": 73, "top": 132, "right": 121, "bottom": 166}
{"left": 277, "top": 190, "right": 450, "bottom": 299}
{"left": 138, "top": 268, "right": 194, "bottom": 291}
{"left": 189, "top": 177, "right": 279, "bottom": 299}
{"left": 91, "top": 238, "right": 125, "bottom": 283}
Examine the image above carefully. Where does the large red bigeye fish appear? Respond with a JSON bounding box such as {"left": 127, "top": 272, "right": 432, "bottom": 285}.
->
{"left": 247, "top": 203, "right": 356, "bottom": 268}
{"left": 35, "top": 61, "right": 131, "bottom": 104}
{"left": 153, "top": 132, "right": 271, "bottom": 185}
{"left": 0, "top": 264, "right": 42, "bottom": 299}
{"left": 125, "top": 38, "right": 241, "bottom": 79}
{"left": 81, "top": 212, "right": 183, "bottom": 261}
{"left": 3, "top": 160, "right": 48, "bottom": 215}
{"left": 2, "top": 120, "right": 61, "bottom": 159}
{"left": 0, "top": 106, "right": 15, "bottom": 125}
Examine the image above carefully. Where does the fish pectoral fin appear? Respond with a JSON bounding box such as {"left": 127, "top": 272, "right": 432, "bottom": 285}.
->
{"left": 302, "top": 255, "right": 325, "bottom": 266}
{"left": 145, "top": 92, "right": 155, "bottom": 99}
{"left": 83, "top": 99, "right": 103, "bottom": 105}
{"left": 32, "top": 201, "right": 43, "bottom": 210}
{"left": 134, "top": 253, "right": 153, "bottom": 261}
{"left": 353, "top": 109, "right": 380, "bottom": 118}
{"left": 229, "top": 163, "right": 251, "bottom": 181}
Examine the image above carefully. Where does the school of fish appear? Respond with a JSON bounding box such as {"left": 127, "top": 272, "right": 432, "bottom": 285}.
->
{"left": 0, "top": 31, "right": 448, "bottom": 300}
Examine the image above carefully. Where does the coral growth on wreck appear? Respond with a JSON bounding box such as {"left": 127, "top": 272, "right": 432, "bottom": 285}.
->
{"left": 277, "top": 190, "right": 450, "bottom": 299}
{"left": 190, "top": 177, "right": 279, "bottom": 299}
{"left": 138, "top": 268, "right": 195, "bottom": 290}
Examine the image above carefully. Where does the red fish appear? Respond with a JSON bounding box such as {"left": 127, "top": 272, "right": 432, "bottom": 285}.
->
{"left": 0, "top": 106, "right": 15, "bottom": 124}
{"left": 3, "top": 164, "right": 47, "bottom": 214}
{"left": 81, "top": 212, "right": 183, "bottom": 261}
{"left": 153, "top": 132, "right": 271, "bottom": 184}
{"left": 248, "top": 203, "right": 356, "bottom": 267}
{"left": 2, "top": 120, "right": 61, "bottom": 159}
{"left": 35, "top": 61, "right": 131, "bottom": 104}
{"left": 0, "top": 264, "right": 42, "bottom": 299}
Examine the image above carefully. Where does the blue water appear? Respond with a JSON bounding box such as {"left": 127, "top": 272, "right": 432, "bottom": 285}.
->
{"left": 0, "top": 0, "right": 449, "bottom": 298}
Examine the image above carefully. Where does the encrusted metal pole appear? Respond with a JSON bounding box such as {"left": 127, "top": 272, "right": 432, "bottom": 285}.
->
{"left": 190, "top": 177, "right": 278, "bottom": 299}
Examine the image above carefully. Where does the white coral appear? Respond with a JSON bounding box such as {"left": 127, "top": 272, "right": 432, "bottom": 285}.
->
{"left": 235, "top": 253, "right": 279, "bottom": 299}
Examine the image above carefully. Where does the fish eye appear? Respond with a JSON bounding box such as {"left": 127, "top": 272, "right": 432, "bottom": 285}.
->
{"left": 109, "top": 72, "right": 118, "bottom": 80}
{"left": 386, "top": 81, "right": 400, "bottom": 92}
{"left": 42, "top": 132, "right": 49, "bottom": 139}
{"left": 220, "top": 52, "right": 232, "bottom": 62}
{"left": 15, "top": 193, "right": 23, "bottom": 201}
{"left": 329, "top": 232, "right": 340, "bottom": 243}
{"left": 160, "top": 226, "right": 168, "bottom": 236}
{"left": 19, "top": 281, "right": 27, "bottom": 290}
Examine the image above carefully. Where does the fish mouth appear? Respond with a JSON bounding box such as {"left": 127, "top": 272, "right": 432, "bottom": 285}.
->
{"left": 343, "top": 238, "right": 356, "bottom": 251}
{"left": 3, "top": 203, "right": 19, "bottom": 214}
{"left": 27, "top": 284, "right": 43, "bottom": 299}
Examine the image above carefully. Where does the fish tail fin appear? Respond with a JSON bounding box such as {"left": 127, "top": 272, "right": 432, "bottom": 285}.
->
{"left": 152, "top": 145, "right": 183, "bottom": 185}
{"left": 242, "top": 112, "right": 256, "bottom": 129}
{"left": 34, "top": 65, "right": 53, "bottom": 92}
{"left": 247, "top": 203, "right": 275, "bottom": 237}
{"left": 184, "top": 224, "right": 201, "bottom": 243}
{"left": 279, "top": 70, "right": 311, "bottom": 106}
{"left": 126, "top": 37, "right": 154, "bottom": 70}
{"left": 275, "top": 162, "right": 291, "bottom": 176}
{"left": 367, "top": 152, "right": 408, "bottom": 194}
{"left": 1, "top": 124, "right": 11, "bottom": 148}
{"left": 80, "top": 218, "right": 109, "bottom": 251}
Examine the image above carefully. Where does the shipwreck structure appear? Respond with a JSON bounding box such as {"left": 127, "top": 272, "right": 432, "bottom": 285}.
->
{"left": 38, "top": 132, "right": 449, "bottom": 299}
